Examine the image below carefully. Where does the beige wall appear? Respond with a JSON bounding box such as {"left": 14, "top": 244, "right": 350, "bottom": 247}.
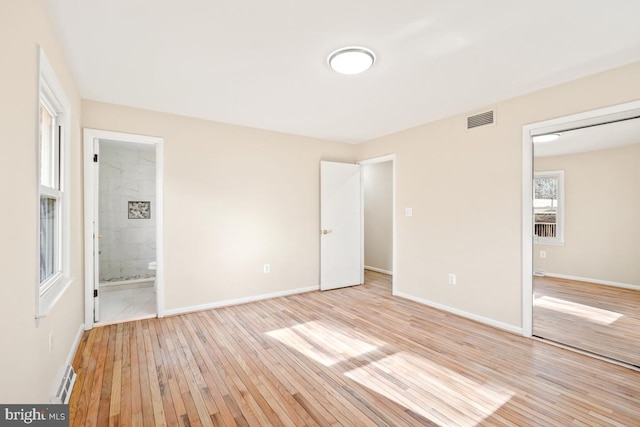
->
{"left": 363, "top": 162, "right": 393, "bottom": 272}
{"left": 356, "top": 61, "right": 640, "bottom": 329}
{"left": 0, "top": 1, "right": 84, "bottom": 402}
{"left": 534, "top": 143, "right": 640, "bottom": 285}
{"left": 82, "top": 101, "right": 356, "bottom": 311}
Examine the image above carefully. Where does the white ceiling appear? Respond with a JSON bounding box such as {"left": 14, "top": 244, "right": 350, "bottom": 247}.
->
{"left": 43, "top": 0, "right": 640, "bottom": 143}
{"left": 534, "top": 117, "right": 640, "bottom": 157}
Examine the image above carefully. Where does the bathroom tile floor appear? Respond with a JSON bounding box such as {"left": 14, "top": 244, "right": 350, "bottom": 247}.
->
{"left": 98, "top": 286, "right": 156, "bottom": 324}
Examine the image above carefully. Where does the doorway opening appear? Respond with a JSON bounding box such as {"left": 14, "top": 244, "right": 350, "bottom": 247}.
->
{"left": 522, "top": 100, "right": 640, "bottom": 367}
{"left": 83, "top": 129, "right": 164, "bottom": 327}
{"left": 360, "top": 155, "right": 395, "bottom": 295}
{"left": 318, "top": 155, "right": 396, "bottom": 294}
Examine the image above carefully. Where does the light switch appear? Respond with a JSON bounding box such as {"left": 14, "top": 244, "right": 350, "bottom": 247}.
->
{"left": 405, "top": 207, "right": 413, "bottom": 217}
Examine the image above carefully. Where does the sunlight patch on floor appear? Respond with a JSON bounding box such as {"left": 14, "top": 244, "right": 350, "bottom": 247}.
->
{"left": 534, "top": 295, "right": 623, "bottom": 325}
{"left": 266, "top": 321, "right": 382, "bottom": 366}
{"left": 344, "top": 351, "right": 514, "bottom": 425}
{"left": 267, "top": 321, "right": 514, "bottom": 425}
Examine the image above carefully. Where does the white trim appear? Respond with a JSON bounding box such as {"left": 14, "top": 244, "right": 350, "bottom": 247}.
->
{"left": 67, "top": 324, "right": 85, "bottom": 366}
{"left": 359, "top": 154, "right": 396, "bottom": 165}
{"left": 163, "top": 286, "right": 319, "bottom": 317}
{"left": 542, "top": 272, "right": 640, "bottom": 291}
{"left": 522, "top": 125, "right": 534, "bottom": 337}
{"left": 38, "top": 47, "right": 70, "bottom": 109}
{"left": 522, "top": 99, "right": 640, "bottom": 338}
{"left": 83, "top": 133, "right": 95, "bottom": 327}
{"left": 39, "top": 278, "right": 73, "bottom": 319}
{"left": 395, "top": 292, "right": 522, "bottom": 335}
{"left": 358, "top": 154, "right": 397, "bottom": 295}
{"left": 364, "top": 265, "right": 393, "bottom": 275}
{"left": 155, "top": 139, "right": 165, "bottom": 318}
{"left": 359, "top": 165, "right": 365, "bottom": 285}
{"left": 83, "top": 129, "right": 165, "bottom": 328}
{"left": 36, "top": 46, "right": 73, "bottom": 319}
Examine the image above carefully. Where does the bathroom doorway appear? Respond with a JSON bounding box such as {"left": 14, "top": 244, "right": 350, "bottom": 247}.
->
{"left": 84, "top": 129, "right": 164, "bottom": 327}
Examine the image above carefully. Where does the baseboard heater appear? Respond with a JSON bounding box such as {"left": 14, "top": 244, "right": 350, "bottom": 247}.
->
{"left": 50, "top": 364, "right": 77, "bottom": 404}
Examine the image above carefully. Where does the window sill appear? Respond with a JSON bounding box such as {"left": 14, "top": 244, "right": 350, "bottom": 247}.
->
{"left": 37, "top": 276, "right": 73, "bottom": 319}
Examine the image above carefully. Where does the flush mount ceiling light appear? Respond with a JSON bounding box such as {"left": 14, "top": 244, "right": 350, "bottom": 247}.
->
{"left": 328, "top": 47, "right": 375, "bottom": 75}
{"left": 532, "top": 133, "right": 561, "bottom": 143}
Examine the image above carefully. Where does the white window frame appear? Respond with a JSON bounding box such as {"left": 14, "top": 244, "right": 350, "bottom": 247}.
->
{"left": 533, "top": 170, "right": 564, "bottom": 245}
{"left": 36, "top": 47, "right": 72, "bottom": 318}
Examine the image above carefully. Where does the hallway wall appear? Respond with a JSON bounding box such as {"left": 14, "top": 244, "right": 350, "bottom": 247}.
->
{"left": 363, "top": 161, "right": 393, "bottom": 272}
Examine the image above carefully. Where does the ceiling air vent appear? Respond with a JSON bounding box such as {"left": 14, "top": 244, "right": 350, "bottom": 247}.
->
{"left": 467, "top": 110, "right": 494, "bottom": 129}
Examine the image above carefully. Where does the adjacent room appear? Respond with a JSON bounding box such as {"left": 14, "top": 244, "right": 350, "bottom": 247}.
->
{"left": 2, "top": 1, "right": 640, "bottom": 425}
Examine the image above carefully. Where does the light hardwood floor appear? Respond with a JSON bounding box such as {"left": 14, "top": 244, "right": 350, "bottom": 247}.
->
{"left": 533, "top": 275, "right": 640, "bottom": 367}
{"left": 70, "top": 271, "right": 640, "bottom": 426}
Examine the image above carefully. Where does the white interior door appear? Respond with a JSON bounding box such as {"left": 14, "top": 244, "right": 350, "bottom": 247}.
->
{"left": 320, "top": 161, "right": 362, "bottom": 290}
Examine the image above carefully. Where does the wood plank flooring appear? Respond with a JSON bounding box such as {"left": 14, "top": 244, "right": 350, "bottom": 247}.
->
{"left": 533, "top": 275, "right": 640, "bottom": 367}
{"left": 70, "top": 271, "right": 640, "bottom": 426}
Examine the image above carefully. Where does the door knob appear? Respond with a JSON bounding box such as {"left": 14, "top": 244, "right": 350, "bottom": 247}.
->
{"left": 322, "top": 229, "right": 332, "bottom": 235}
{"left": 97, "top": 234, "right": 104, "bottom": 239}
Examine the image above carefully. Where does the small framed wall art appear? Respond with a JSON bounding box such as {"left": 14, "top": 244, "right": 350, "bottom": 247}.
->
{"left": 128, "top": 201, "right": 151, "bottom": 219}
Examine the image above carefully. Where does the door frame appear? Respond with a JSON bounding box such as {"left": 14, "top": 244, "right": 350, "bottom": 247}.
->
{"left": 521, "top": 100, "right": 640, "bottom": 337}
{"left": 359, "top": 154, "right": 397, "bottom": 295}
{"left": 83, "top": 128, "right": 165, "bottom": 329}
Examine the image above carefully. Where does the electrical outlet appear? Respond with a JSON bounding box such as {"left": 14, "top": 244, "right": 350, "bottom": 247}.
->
{"left": 540, "top": 251, "right": 546, "bottom": 258}
{"left": 263, "top": 264, "right": 270, "bottom": 274}
{"left": 448, "top": 273, "right": 456, "bottom": 285}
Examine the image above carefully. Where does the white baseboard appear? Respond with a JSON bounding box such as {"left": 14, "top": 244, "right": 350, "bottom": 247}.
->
{"left": 543, "top": 272, "right": 640, "bottom": 291}
{"left": 163, "top": 286, "right": 319, "bottom": 317}
{"left": 395, "top": 292, "right": 522, "bottom": 335}
{"left": 67, "top": 323, "right": 85, "bottom": 367}
{"left": 364, "top": 266, "right": 393, "bottom": 275}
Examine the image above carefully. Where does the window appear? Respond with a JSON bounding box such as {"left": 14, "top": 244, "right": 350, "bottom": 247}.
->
{"left": 533, "top": 170, "right": 564, "bottom": 245}
{"left": 37, "top": 47, "right": 72, "bottom": 318}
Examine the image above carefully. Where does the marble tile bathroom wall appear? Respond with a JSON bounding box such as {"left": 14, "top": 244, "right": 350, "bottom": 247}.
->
{"left": 99, "top": 143, "right": 156, "bottom": 282}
